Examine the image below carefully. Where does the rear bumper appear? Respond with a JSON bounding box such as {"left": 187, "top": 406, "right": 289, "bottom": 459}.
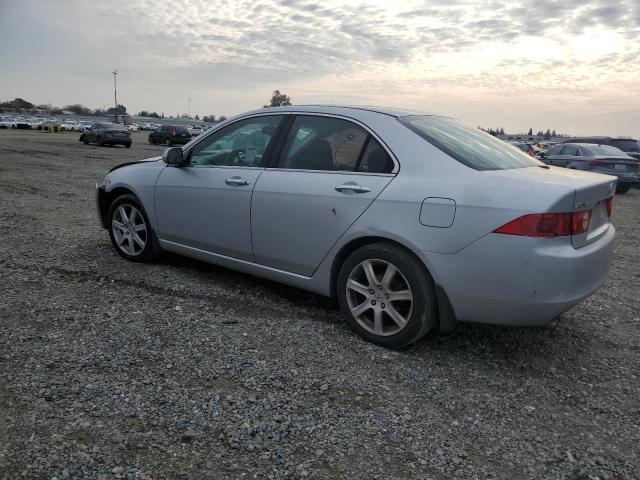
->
{"left": 422, "top": 226, "right": 615, "bottom": 326}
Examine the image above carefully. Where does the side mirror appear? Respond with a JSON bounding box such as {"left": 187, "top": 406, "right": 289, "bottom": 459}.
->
{"left": 162, "top": 147, "right": 186, "bottom": 166}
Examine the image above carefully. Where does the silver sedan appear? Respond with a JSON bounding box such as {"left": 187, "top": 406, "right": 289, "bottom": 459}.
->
{"left": 96, "top": 106, "right": 616, "bottom": 348}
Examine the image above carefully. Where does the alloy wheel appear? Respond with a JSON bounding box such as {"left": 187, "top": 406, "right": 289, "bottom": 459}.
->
{"left": 111, "top": 204, "right": 147, "bottom": 256}
{"left": 346, "top": 259, "right": 413, "bottom": 336}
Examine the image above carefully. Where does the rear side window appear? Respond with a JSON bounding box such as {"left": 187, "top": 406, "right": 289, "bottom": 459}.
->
{"left": 279, "top": 116, "right": 368, "bottom": 171}
{"left": 175, "top": 126, "right": 190, "bottom": 134}
{"left": 399, "top": 116, "right": 539, "bottom": 170}
{"left": 562, "top": 145, "right": 580, "bottom": 156}
{"left": 358, "top": 137, "right": 394, "bottom": 173}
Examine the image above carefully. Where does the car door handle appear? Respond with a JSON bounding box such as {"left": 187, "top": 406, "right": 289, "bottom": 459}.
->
{"left": 335, "top": 183, "right": 371, "bottom": 194}
{"left": 225, "top": 176, "right": 250, "bottom": 186}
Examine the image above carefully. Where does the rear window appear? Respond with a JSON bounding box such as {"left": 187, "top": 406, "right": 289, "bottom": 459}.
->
{"left": 610, "top": 139, "right": 640, "bottom": 152}
{"left": 399, "top": 116, "right": 539, "bottom": 170}
{"left": 583, "top": 145, "right": 627, "bottom": 156}
{"left": 175, "top": 126, "right": 190, "bottom": 134}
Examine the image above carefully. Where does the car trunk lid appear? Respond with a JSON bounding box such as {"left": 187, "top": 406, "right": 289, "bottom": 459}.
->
{"left": 490, "top": 166, "right": 617, "bottom": 248}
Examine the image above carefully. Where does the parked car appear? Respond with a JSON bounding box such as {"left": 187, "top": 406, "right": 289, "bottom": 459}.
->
{"left": 148, "top": 125, "right": 192, "bottom": 146}
{"left": 562, "top": 136, "right": 640, "bottom": 161}
{"left": 541, "top": 143, "right": 639, "bottom": 194}
{"left": 80, "top": 122, "right": 131, "bottom": 148}
{"left": 188, "top": 125, "right": 203, "bottom": 136}
{"left": 96, "top": 106, "right": 616, "bottom": 348}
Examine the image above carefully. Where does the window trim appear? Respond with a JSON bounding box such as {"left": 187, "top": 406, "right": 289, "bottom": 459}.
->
{"left": 269, "top": 112, "right": 398, "bottom": 175}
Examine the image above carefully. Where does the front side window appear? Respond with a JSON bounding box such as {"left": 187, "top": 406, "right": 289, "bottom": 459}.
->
{"left": 399, "top": 116, "right": 540, "bottom": 170}
{"left": 545, "top": 144, "right": 564, "bottom": 155}
{"left": 189, "top": 115, "right": 284, "bottom": 167}
{"left": 279, "top": 116, "right": 369, "bottom": 171}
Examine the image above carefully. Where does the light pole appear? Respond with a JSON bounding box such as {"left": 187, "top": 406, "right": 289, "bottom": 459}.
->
{"left": 112, "top": 69, "right": 118, "bottom": 123}
{"left": 188, "top": 97, "right": 192, "bottom": 119}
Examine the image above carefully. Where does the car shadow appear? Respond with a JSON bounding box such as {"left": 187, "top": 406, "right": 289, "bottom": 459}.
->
{"left": 155, "top": 251, "right": 582, "bottom": 364}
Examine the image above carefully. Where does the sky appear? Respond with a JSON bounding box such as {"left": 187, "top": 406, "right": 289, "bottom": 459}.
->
{"left": 0, "top": 0, "right": 638, "bottom": 136}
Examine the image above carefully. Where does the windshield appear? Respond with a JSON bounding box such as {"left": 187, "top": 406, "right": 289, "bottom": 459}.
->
{"left": 398, "top": 116, "right": 540, "bottom": 170}
{"left": 584, "top": 145, "right": 628, "bottom": 157}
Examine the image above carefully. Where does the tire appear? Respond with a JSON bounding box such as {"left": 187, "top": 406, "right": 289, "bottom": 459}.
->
{"left": 616, "top": 185, "right": 630, "bottom": 194}
{"left": 97, "top": 136, "right": 104, "bottom": 147}
{"left": 125, "top": 142, "right": 132, "bottom": 149}
{"left": 81, "top": 135, "right": 88, "bottom": 145}
{"left": 337, "top": 243, "right": 436, "bottom": 348}
{"left": 165, "top": 137, "right": 172, "bottom": 147}
{"left": 148, "top": 137, "right": 154, "bottom": 145}
{"left": 107, "top": 194, "right": 160, "bottom": 263}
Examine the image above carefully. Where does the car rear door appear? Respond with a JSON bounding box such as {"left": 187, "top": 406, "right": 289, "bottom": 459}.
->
{"left": 251, "top": 114, "right": 396, "bottom": 276}
{"left": 154, "top": 114, "right": 286, "bottom": 261}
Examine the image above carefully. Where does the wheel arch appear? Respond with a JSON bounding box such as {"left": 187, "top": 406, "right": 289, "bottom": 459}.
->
{"left": 329, "top": 235, "right": 458, "bottom": 333}
{"left": 100, "top": 187, "right": 139, "bottom": 226}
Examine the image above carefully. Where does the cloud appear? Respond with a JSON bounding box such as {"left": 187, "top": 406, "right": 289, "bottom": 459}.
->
{"left": 0, "top": 0, "right": 638, "bottom": 135}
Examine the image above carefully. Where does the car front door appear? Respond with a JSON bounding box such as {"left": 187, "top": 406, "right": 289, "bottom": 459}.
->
{"left": 251, "top": 114, "right": 396, "bottom": 276}
{"left": 154, "top": 114, "right": 286, "bottom": 261}
{"left": 557, "top": 145, "right": 580, "bottom": 168}
{"left": 543, "top": 145, "right": 565, "bottom": 166}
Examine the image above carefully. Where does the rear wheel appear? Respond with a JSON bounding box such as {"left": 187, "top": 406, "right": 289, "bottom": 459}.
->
{"left": 148, "top": 137, "right": 154, "bottom": 144}
{"left": 97, "top": 136, "right": 104, "bottom": 146}
{"left": 107, "top": 194, "right": 160, "bottom": 262}
{"left": 165, "top": 137, "right": 172, "bottom": 146}
{"left": 616, "top": 185, "right": 630, "bottom": 194}
{"left": 337, "top": 243, "right": 436, "bottom": 348}
{"left": 125, "top": 142, "right": 132, "bottom": 149}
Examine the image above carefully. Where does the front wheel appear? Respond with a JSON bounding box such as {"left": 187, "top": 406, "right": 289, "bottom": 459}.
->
{"left": 97, "top": 136, "right": 104, "bottom": 146}
{"left": 337, "top": 243, "right": 436, "bottom": 348}
{"left": 165, "top": 138, "right": 172, "bottom": 146}
{"left": 81, "top": 135, "right": 89, "bottom": 145}
{"left": 107, "top": 194, "right": 160, "bottom": 262}
{"left": 125, "top": 142, "right": 132, "bottom": 149}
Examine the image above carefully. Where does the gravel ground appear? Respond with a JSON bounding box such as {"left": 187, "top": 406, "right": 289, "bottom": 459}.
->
{"left": 0, "top": 129, "right": 639, "bottom": 480}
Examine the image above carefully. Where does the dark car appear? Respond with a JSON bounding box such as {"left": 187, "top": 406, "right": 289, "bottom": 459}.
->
{"left": 541, "top": 143, "right": 640, "bottom": 194}
{"left": 80, "top": 123, "right": 132, "bottom": 148}
{"left": 562, "top": 136, "right": 640, "bottom": 161}
{"left": 148, "top": 125, "right": 192, "bottom": 146}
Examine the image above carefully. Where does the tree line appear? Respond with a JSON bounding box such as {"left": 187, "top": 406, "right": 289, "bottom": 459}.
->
{"left": 2, "top": 90, "right": 293, "bottom": 123}
{"left": 479, "top": 126, "right": 560, "bottom": 139}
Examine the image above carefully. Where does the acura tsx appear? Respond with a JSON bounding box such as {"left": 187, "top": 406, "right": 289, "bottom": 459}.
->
{"left": 95, "top": 105, "right": 616, "bottom": 348}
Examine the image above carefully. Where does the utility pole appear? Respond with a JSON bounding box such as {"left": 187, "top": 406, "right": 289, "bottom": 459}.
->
{"left": 112, "top": 69, "right": 118, "bottom": 124}
{"left": 188, "top": 97, "right": 192, "bottom": 119}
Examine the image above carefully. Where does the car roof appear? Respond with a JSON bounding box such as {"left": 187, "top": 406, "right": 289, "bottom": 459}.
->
{"left": 238, "top": 104, "right": 439, "bottom": 119}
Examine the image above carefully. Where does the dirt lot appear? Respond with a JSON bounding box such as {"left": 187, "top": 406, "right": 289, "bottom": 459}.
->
{"left": 0, "top": 129, "right": 638, "bottom": 480}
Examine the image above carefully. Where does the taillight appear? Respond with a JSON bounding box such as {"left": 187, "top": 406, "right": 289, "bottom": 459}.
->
{"left": 571, "top": 210, "right": 591, "bottom": 235}
{"left": 494, "top": 210, "right": 592, "bottom": 237}
{"left": 589, "top": 160, "right": 608, "bottom": 167}
{"left": 171, "top": 127, "right": 176, "bottom": 135}
{"left": 606, "top": 197, "right": 614, "bottom": 217}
